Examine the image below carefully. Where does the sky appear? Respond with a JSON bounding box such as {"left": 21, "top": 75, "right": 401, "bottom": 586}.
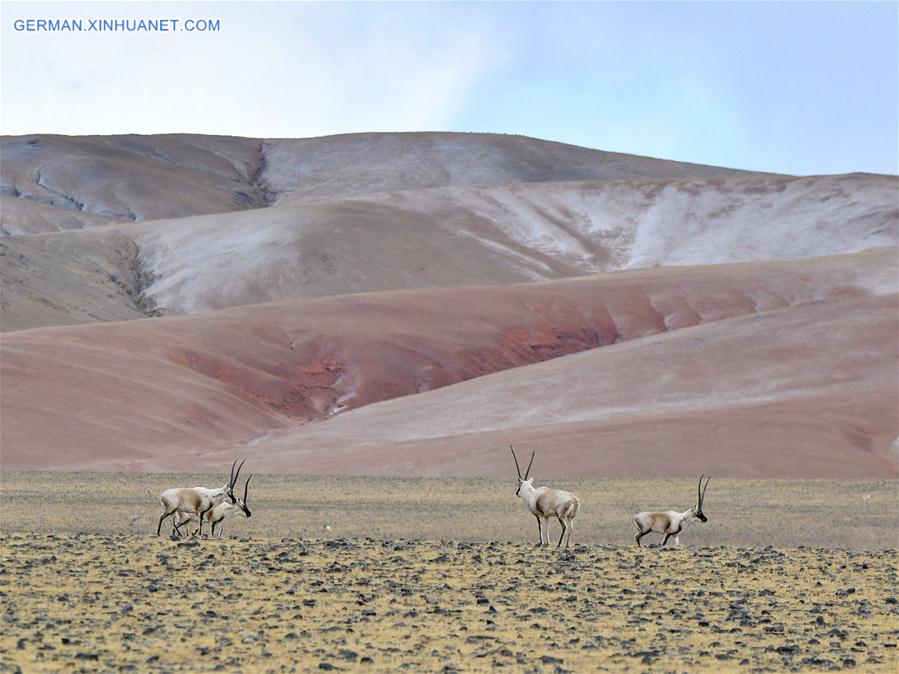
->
{"left": 1, "top": 1, "right": 896, "bottom": 175}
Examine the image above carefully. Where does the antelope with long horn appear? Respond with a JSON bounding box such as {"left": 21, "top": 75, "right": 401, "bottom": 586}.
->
{"left": 156, "top": 460, "right": 245, "bottom": 537}
{"left": 174, "top": 474, "right": 253, "bottom": 538}
{"left": 510, "top": 446, "right": 580, "bottom": 549}
{"left": 633, "top": 475, "right": 710, "bottom": 547}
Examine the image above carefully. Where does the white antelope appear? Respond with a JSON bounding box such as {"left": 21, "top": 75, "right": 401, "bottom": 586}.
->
{"left": 156, "top": 460, "right": 245, "bottom": 537}
{"left": 633, "top": 475, "right": 710, "bottom": 547}
{"left": 174, "top": 474, "right": 253, "bottom": 538}
{"left": 510, "top": 446, "right": 580, "bottom": 549}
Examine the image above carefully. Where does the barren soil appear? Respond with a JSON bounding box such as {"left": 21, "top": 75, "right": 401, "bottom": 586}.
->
{"left": 1, "top": 475, "right": 897, "bottom": 674}
{"left": 1, "top": 132, "right": 758, "bottom": 230}
{"left": 3, "top": 175, "right": 894, "bottom": 329}
{"left": 1, "top": 132, "right": 895, "bottom": 482}
{"left": 92, "top": 289, "right": 893, "bottom": 479}
{"left": 2, "top": 473, "right": 896, "bottom": 549}
{"left": 3, "top": 253, "right": 896, "bottom": 476}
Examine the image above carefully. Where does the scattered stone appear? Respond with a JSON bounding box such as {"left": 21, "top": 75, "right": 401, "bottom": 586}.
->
{"left": 3, "top": 533, "right": 896, "bottom": 673}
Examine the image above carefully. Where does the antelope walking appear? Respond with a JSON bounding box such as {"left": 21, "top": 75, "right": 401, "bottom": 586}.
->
{"left": 510, "top": 446, "right": 580, "bottom": 549}
{"left": 174, "top": 474, "right": 253, "bottom": 538}
{"left": 156, "top": 460, "right": 245, "bottom": 537}
{"left": 633, "top": 475, "right": 710, "bottom": 547}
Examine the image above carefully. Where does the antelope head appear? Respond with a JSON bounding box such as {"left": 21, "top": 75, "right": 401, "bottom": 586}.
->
{"left": 693, "top": 474, "right": 711, "bottom": 522}
{"left": 226, "top": 459, "right": 246, "bottom": 504}
{"left": 510, "top": 445, "right": 535, "bottom": 496}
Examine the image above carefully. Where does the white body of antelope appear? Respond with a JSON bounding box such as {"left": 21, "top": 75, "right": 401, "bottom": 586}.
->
{"left": 174, "top": 474, "right": 253, "bottom": 538}
{"left": 633, "top": 475, "right": 710, "bottom": 547}
{"left": 510, "top": 446, "right": 580, "bottom": 548}
{"left": 157, "top": 460, "right": 245, "bottom": 537}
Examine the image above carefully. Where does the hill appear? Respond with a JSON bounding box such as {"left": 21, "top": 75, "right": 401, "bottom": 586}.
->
{"left": 1, "top": 131, "right": 895, "bottom": 477}
{"left": 1, "top": 252, "right": 893, "bottom": 474}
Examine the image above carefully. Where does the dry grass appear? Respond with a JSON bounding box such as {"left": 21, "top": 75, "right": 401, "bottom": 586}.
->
{"left": 1, "top": 474, "right": 897, "bottom": 673}
{"left": 1, "top": 473, "right": 896, "bottom": 548}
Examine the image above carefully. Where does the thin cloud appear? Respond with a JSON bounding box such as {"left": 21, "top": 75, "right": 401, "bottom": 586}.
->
{"left": 0, "top": 2, "right": 507, "bottom": 137}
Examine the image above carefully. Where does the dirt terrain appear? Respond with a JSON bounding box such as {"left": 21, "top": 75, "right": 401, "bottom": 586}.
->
{"left": 3, "top": 174, "right": 894, "bottom": 329}
{"left": 2, "top": 126, "right": 897, "bottom": 674}
{"left": 9, "top": 289, "right": 885, "bottom": 478}
{"left": 1, "top": 473, "right": 896, "bottom": 548}
{"left": 202, "top": 289, "right": 896, "bottom": 480}
{"left": 0, "top": 131, "right": 896, "bottom": 478}
{"left": 1, "top": 132, "right": 759, "bottom": 230}
{"left": 2, "top": 252, "right": 896, "bottom": 475}
{"left": 1, "top": 474, "right": 897, "bottom": 673}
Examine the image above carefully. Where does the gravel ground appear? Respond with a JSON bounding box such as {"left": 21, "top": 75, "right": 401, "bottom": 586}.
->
{"left": 2, "top": 534, "right": 897, "bottom": 673}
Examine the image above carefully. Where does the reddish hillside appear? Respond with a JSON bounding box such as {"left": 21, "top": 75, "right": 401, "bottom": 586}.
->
{"left": 1, "top": 252, "right": 892, "bottom": 472}
{"left": 158, "top": 292, "right": 899, "bottom": 479}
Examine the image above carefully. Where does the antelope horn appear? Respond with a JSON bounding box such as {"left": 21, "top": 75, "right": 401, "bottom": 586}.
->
{"left": 700, "top": 475, "right": 710, "bottom": 507}
{"left": 524, "top": 451, "right": 535, "bottom": 480}
{"left": 243, "top": 474, "right": 253, "bottom": 504}
{"left": 510, "top": 445, "right": 522, "bottom": 479}
{"left": 231, "top": 459, "right": 246, "bottom": 488}
{"left": 229, "top": 459, "right": 238, "bottom": 486}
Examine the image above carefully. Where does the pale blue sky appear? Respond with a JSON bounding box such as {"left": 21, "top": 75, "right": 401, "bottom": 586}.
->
{"left": 2, "top": 1, "right": 896, "bottom": 175}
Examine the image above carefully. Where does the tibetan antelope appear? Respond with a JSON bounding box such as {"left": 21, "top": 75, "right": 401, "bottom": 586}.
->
{"left": 633, "top": 475, "right": 710, "bottom": 547}
{"left": 174, "top": 474, "right": 253, "bottom": 538}
{"left": 510, "top": 446, "right": 580, "bottom": 549}
{"left": 156, "top": 460, "right": 245, "bottom": 537}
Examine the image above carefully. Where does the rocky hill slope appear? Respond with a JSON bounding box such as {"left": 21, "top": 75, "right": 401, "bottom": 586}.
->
{"left": 1, "top": 132, "right": 895, "bottom": 475}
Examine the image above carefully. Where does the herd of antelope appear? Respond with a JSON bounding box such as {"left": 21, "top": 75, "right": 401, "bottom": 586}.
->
{"left": 157, "top": 460, "right": 253, "bottom": 539}
{"left": 156, "top": 449, "right": 711, "bottom": 548}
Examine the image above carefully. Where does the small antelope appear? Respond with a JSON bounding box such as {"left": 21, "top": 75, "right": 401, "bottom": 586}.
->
{"left": 175, "top": 474, "right": 253, "bottom": 538}
{"left": 633, "top": 475, "right": 710, "bottom": 547}
{"left": 510, "top": 446, "right": 580, "bottom": 549}
{"left": 156, "top": 460, "right": 245, "bottom": 537}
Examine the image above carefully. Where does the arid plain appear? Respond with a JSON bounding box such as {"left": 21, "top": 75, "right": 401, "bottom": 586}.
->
{"left": 1, "top": 132, "right": 897, "bottom": 673}
{"left": 2, "top": 474, "right": 898, "bottom": 673}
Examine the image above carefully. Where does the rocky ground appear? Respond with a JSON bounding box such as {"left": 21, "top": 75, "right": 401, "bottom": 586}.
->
{"left": 1, "top": 534, "right": 896, "bottom": 673}
{"left": 2, "top": 474, "right": 898, "bottom": 672}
